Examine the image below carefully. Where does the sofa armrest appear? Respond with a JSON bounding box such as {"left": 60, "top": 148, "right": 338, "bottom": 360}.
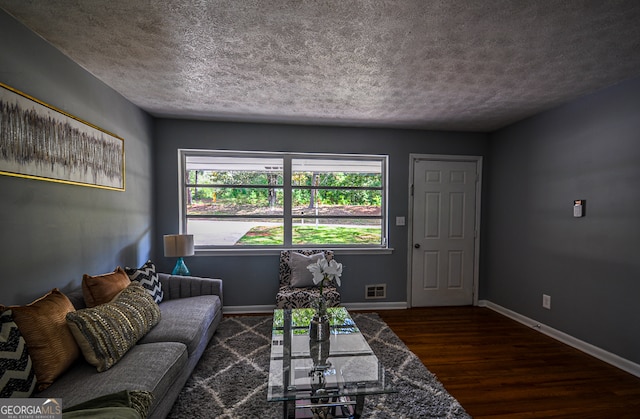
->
{"left": 158, "top": 273, "right": 223, "bottom": 305}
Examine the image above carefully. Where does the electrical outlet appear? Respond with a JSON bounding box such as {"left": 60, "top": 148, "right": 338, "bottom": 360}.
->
{"left": 542, "top": 294, "right": 551, "bottom": 310}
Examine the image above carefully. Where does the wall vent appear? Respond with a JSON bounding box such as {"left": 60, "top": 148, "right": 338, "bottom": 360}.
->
{"left": 365, "top": 284, "right": 386, "bottom": 299}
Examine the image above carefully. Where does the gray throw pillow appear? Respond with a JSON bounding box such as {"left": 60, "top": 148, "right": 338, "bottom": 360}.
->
{"left": 289, "top": 252, "right": 324, "bottom": 287}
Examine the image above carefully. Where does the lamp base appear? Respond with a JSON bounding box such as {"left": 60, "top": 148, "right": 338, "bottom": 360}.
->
{"left": 171, "top": 257, "right": 191, "bottom": 276}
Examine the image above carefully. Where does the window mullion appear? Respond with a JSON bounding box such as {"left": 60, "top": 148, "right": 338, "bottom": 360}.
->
{"left": 283, "top": 155, "right": 292, "bottom": 246}
{"left": 291, "top": 185, "right": 382, "bottom": 190}
{"left": 382, "top": 156, "right": 388, "bottom": 246}
{"left": 179, "top": 151, "right": 188, "bottom": 234}
{"left": 185, "top": 184, "right": 277, "bottom": 188}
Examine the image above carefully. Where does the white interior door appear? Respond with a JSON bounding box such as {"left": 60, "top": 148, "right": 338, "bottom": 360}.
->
{"left": 411, "top": 159, "right": 478, "bottom": 306}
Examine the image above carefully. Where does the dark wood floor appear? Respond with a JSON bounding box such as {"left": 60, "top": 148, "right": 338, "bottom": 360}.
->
{"left": 375, "top": 307, "right": 640, "bottom": 419}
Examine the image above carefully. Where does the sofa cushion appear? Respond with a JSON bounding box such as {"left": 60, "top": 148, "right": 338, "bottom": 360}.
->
{"left": 138, "top": 295, "right": 220, "bottom": 356}
{"left": 37, "top": 341, "right": 187, "bottom": 415}
{"left": 289, "top": 252, "right": 324, "bottom": 287}
{"left": 82, "top": 267, "right": 131, "bottom": 308}
{"left": 125, "top": 260, "right": 163, "bottom": 304}
{"left": 66, "top": 283, "right": 161, "bottom": 372}
{"left": 275, "top": 284, "right": 341, "bottom": 309}
{"left": 64, "top": 287, "right": 88, "bottom": 310}
{"left": 0, "top": 309, "right": 37, "bottom": 398}
{"left": 3, "top": 289, "right": 80, "bottom": 391}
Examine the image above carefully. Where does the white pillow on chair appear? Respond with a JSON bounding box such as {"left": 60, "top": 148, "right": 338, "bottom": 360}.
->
{"left": 289, "top": 252, "right": 324, "bottom": 287}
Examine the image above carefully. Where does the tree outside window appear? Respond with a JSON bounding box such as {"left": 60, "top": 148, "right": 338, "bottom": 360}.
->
{"left": 180, "top": 150, "right": 388, "bottom": 249}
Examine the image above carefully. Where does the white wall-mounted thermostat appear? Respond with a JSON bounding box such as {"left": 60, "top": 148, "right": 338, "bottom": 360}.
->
{"left": 573, "top": 200, "right": 585, "bottom": 217}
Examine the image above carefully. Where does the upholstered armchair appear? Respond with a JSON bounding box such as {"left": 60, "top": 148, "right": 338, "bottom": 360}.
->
{"left": 276, "top": 249, "right": 341, "bottom": 309}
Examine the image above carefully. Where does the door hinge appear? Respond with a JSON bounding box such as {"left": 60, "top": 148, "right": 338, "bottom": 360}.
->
{"left": 411, "top": 184, "right": 414, "bottom": 196}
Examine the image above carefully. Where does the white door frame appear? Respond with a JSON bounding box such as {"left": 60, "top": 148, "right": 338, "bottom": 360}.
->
{"left": 407, "top": 154, "right": 483, "bottom": 308}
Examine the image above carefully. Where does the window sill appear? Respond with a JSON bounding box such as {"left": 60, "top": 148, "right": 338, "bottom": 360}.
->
{"left": 193, "top": 247, "right": 394, "bottom": 257}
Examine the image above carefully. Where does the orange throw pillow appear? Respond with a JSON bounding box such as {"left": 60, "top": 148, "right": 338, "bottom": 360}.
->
{"left": 82, "top": 267, "right": 131, "bottom": 308}
{"left": 8, "top": 289, "right": 80, "bottom": 392}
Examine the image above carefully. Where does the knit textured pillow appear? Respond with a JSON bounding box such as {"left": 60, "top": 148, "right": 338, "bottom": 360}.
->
{"left": 125, "top": 260, "right": 163, "bottom": 304}
{"left": 0, "top": 309, "right": 37, "bottom": 398}
{"left": 66, "top": 283, "right": 161, "bottom": 372}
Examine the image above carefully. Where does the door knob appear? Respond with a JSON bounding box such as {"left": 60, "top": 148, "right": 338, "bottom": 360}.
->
{"left": 414, "top": 243, "right": 420, "bottom": 249}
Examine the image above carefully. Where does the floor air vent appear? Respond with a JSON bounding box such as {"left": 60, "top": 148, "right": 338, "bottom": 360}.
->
{"left": 365, "top": 284, "right": 386, "bottom": 299}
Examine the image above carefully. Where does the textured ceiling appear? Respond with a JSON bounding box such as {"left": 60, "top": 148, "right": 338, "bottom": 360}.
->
{"left": 2, "top": 0, "right": 640, "bottom": 131}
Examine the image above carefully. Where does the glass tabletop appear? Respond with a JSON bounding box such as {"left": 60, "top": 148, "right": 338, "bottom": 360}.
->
{"left": 267, "top": 307, "right": 395, "bottom": 402}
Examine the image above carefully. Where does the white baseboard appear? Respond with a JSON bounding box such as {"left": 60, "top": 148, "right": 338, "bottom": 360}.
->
{"left": 223, "top": 305, "right": 276, "bottom": 314}
{"left": 478, "top": 300, "right": 640, "bottom": 378}
{"left": 342, "top": 301, "right": 407, "bottom": 311}
{"left": 223, "top": 301, "right": 408, "bottom": 315}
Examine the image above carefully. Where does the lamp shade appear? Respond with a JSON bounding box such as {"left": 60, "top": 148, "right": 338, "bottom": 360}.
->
{"left": 163, "top": 234, "right": 195, "bottom": 257}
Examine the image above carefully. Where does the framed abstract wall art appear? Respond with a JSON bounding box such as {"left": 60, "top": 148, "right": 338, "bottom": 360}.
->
{"left": 0, "top": 82, "right": 125, "bottom": 191}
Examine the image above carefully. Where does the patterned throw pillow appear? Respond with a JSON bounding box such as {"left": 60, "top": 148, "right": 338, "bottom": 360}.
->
{"left": 66, "top": 282, "right": 161, "bottom": 372}
{"left": 0, "top": 310, "right": 37, "bottom": 398}
{"left": 125, "top": 260, "right": 163, "bottom": 303}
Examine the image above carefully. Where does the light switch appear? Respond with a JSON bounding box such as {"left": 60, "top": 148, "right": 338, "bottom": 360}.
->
{"left": 396, "top": 216, "right": 405, "bottom": 226}
{"left": 573, "top": 200, "right": 585, "bottom": 217}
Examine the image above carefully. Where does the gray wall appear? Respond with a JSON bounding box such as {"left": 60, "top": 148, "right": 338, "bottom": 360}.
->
{"left": 154, "top": 119, "right": 489, "bottom": 307}
{"left": 7, "top": 3, "right": 636, "bottom": 369}
{"left": 0, "top": 11, "right": 155, "bottom": 305}
{"left": 485, "top": 77, "right": 640, "bottom": 364}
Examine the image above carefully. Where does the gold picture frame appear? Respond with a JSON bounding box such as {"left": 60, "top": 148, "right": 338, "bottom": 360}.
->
{"left": 0, "top": 82, "right": 125, "bottom": 191}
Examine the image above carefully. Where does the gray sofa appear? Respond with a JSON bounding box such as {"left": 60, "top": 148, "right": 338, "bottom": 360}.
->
{"left": 38, "top": 273, "right": 223, "bottom": 419}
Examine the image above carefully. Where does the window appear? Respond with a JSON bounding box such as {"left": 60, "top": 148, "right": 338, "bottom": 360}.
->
{"left": 179, "top": 149, "right": 388, "bottom": 250}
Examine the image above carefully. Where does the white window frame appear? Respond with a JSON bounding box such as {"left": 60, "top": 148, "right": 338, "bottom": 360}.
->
{"left": 178, "top": 149, "right": 389, "bottom": 253}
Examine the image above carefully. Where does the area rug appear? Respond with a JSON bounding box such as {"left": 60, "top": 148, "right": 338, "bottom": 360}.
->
{"left": 168, "top": 313, "right": 470, "bottom": 418}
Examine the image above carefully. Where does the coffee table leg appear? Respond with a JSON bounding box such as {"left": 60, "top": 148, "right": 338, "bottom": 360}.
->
{"left": 284, "top": 400, "right": 295, "bottom": 419}
{"left": 353, "top": 395, "right": 365, "bottom": 418}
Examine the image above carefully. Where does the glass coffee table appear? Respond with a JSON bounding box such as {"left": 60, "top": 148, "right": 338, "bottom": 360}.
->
{"left": 267, "top": 307, "right": 395, "bottom": 418}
